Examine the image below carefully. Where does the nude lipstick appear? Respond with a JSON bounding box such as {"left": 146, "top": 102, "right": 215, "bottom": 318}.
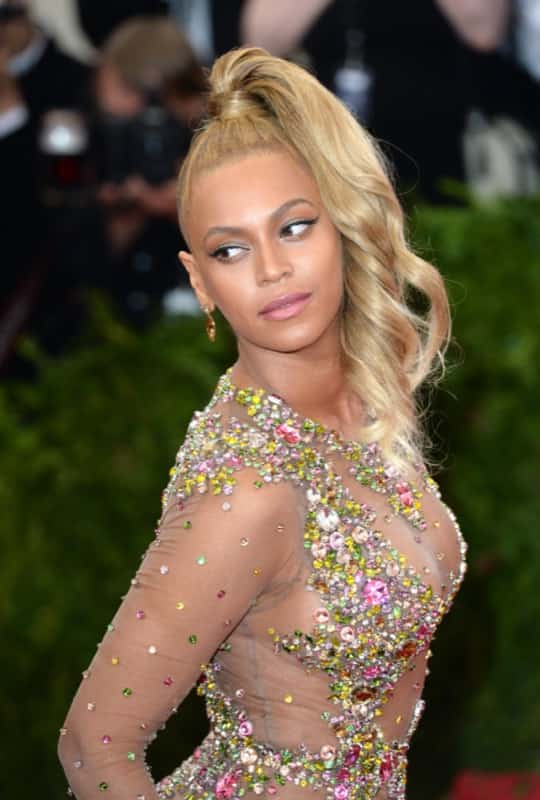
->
{"left": 258, "top": 292, "right": 312, "bottom": 321}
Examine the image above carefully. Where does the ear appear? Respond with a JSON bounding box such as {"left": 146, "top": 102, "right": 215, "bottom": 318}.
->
{"left": 178, "top": 250, "right": 214, "bottom": 311}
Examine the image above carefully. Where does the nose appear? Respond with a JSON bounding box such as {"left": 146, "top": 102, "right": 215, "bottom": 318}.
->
{"left": 254, "top": 236, "right": 292, "bottom": 285}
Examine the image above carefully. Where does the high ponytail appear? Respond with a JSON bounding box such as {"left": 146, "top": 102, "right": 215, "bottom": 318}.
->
{"left": 177, "top": 47, "right": 452, "bottom": 481}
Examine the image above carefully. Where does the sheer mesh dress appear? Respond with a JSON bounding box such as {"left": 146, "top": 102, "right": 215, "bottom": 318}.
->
{"left": 59, "top": 367, "right": 468, "bottom": 800}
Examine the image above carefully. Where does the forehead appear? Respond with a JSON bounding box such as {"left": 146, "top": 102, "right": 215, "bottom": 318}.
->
{"left": 185, "top": 149, "right": 322, "bottom": 239}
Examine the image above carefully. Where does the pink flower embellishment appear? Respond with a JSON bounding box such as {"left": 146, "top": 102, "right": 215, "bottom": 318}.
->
{"left": 339, "top": 626, "right": 355, "bottom": 643}
{"left": 216, "top": 771, "right": 238, "bottom": 799}
{"left": 238, "top": 720, "right": 253, "bottom": 737}
{"left": 275, "top": 423, "right": 301, "bottom": 444}
{"left": 395, "top": 481, "right": 414, "bottom": 506}
{"left": 334, "top": 782, "right": 349, "bottom": 799}
{"left": 313, "top": 607, "right": 330, "bottom": 625}
{"left": 363, "top": 665, "right": 380, "bottom": 680}
{"left": 363, "top": 578, "right": 389, "bottom": 606}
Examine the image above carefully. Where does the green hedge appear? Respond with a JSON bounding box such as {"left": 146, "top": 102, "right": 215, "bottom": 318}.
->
{"left": 409, "top": 198, "right": 540, "bottom": 794}
{"left": 1, "top": 198, "right": 539, "bottom": 798}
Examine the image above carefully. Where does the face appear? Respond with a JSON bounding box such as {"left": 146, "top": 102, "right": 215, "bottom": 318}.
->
{"left": 179, "top": 148, "right": 344, "bottom": 356}
{"left": 0, "top": 3, "right": 32, "bottom": 56}
{"left": 95, "top": 64, "right": 144, "bottom": 117}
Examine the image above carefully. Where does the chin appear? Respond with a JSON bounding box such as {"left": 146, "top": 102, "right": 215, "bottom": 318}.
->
{"left": 264, "top": 324, "right": 333, "bottom": 354}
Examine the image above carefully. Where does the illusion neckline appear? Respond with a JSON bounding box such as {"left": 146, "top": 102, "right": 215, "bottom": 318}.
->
{"left": 215, "top": 366, "right": 374, "bottom": 453}
{"left": 212, "top": 366, "right": 467, "bottom": 604}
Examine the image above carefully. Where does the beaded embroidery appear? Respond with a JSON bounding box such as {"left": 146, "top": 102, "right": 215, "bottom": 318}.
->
{"left": 154, "top": 368, "right": 467, "bottom": 800}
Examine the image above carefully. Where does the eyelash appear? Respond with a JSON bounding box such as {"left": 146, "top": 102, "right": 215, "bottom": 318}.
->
{"left": 210, "top": 217, "right": 318, "bottom": 262}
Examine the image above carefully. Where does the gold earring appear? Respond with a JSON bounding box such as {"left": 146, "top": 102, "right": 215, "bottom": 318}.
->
{"left": 203, "top": 306, "right": 216, "bottom": 342}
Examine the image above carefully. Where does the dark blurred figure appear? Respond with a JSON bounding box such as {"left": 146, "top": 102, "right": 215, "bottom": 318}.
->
{"left": 0, "top": 0, "right": 89, "bottom": 374}
{"left": 77, "top": 1, "right": 165, "bottom": 49}
{"left": 76, "top": 0, "right": 241, "bottom": 64}
{"left": 86, "top": 16, "right": 205, "bottom": 328}
{"left": 357, "top": 0, "right": 540, "bottom": 202}
{"left": 75, "top": 0, "right": 345, "bottom": 90}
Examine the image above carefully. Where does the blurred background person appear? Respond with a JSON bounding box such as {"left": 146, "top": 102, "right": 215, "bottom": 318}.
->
{"left": 76, "top": 0, "right": 241, "bottom": 65}
{"left": 86, "top": 16, "right": 206, "bottom": 328}
{"left": 75, "top": 0, "right": 345, "bottom": 90}
{"left": 357, "top": 0, "right": 540, "bottom": 202}
{"left": 0, "top": 0, "right": 89, "bottom": 373}
{"left": 4, "top": 0, "right": 540, "bottom": 371}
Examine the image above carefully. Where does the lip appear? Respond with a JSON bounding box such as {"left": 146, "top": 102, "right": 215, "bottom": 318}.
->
{"left": 259, "top": 291, "right": 312, "bottom": 316}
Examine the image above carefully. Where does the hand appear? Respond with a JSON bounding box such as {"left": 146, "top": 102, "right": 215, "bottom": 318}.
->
{"left": 121, "top": 176, "right": 178, "bottom": 220}
{"left": 98, "top": 176, "right": 178, "bottom": 221}
{"left": 106, "top": 206, "right": 147, "bottom": 258}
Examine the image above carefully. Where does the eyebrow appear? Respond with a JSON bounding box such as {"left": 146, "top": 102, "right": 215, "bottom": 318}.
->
{"left": 202, "top": 197, "right": 317, "bottom": 244}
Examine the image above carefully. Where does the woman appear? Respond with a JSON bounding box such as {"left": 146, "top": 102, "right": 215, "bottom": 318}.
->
{"left": 58, "top": 47, "right": 468, "bottom": 800}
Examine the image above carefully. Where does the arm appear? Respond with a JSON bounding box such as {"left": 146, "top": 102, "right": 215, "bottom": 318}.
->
{"left": 57, "top": 456, "right": 299, "bottom": 799}
{"left": 240, "top": 0, "right": 334, "bottom": 56}
{"left": 435, "top": 0, "right": 510, "bottom": 51}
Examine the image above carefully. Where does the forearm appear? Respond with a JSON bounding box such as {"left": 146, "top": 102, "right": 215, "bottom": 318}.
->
{"left": 241, "top": 0, "right": 334, "bottom": 56}
{"left": 57, "top": 451, "right": 296, "bottom": 799}
{"left": 435, "top": 0, "right": 510, "bottom": 50}
{"left": 58, "top": 726, "right": 160, "bottom": 799}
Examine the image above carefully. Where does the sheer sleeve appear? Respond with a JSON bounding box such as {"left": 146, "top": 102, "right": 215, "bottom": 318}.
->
{"left": 58, "top": 453, "right": 300, "bottom": 799}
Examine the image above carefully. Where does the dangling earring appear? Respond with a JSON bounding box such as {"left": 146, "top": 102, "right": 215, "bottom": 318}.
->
{"left": 203, "top": 306, "right": 216, "bottom": 342}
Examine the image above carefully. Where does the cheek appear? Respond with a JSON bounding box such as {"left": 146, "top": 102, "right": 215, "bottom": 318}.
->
{"left": 205, "top": 273, "right": 254, "bottom": 325}
{"left": 319, "top": 234, "right": 344, "bottom": 291}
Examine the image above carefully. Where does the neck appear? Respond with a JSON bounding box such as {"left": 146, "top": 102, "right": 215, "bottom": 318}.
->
{"left": 232, "top": 333, "right": 367, "bottom": 434}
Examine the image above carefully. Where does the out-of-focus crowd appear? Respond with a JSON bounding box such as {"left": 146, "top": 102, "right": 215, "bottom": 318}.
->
{"left": 1, "top": 0, "right": 539, "bottom": 378}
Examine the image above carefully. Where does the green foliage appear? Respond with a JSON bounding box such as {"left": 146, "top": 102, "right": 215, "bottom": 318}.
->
{"left": 409, "top": 197, "right": 540, "bottom": 794}
{"left": 0, "top": 297, "right": 234, "bottom": 787}
{"left": 1, "top": 197, "right": 539, "bottom": 796}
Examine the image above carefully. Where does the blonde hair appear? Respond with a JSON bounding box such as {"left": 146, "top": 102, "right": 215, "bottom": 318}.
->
{"left": 101, "top": 17, "right": 206, "bottom": 97}
{"left": 177, "top": 47, "right": 452, "bottom": 480}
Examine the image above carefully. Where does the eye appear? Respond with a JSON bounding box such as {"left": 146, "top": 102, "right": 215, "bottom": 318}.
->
{"left": 281, "top": 218, "right": 318, "bottom": 238}
{"left": 210, "top": 244, "right": 246, "bottom": 262}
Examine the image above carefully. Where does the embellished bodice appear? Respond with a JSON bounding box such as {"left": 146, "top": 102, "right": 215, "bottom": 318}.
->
{"left": 156, "top": 369, "right": 467, "bottom": 800}
{"left": 58, "top": 368, "right": 467, "bottom": 800}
